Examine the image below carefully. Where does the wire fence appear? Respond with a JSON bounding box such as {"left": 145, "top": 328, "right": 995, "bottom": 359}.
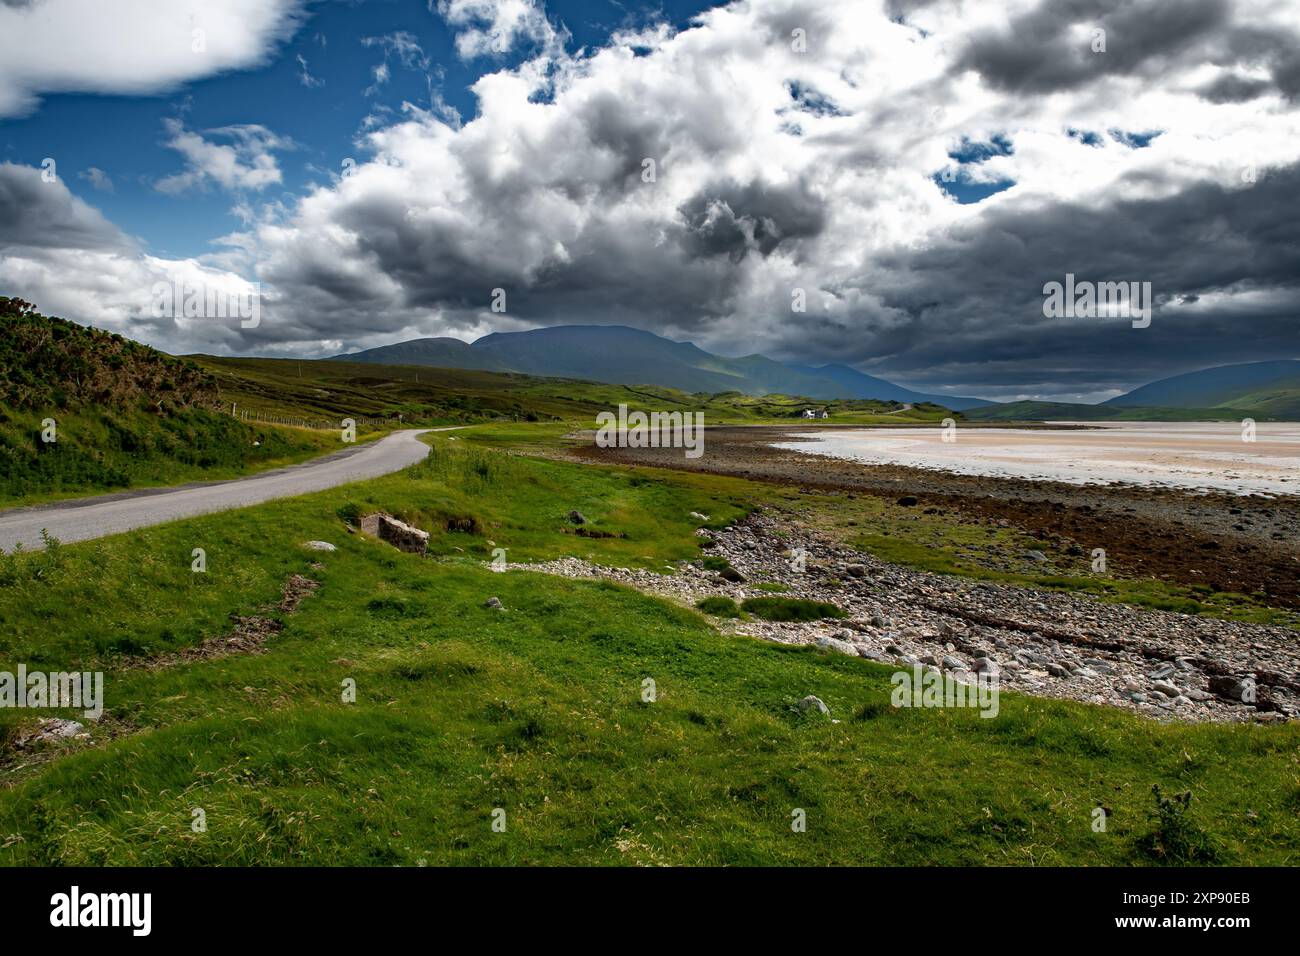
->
{"left": 226, "top": 404, "right": 406, "bottom": 431}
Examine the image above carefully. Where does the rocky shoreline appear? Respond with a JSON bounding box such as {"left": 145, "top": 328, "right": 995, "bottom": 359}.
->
{"left": 506, "top": 510, "right": 1299, "bottom": 724}
{"left": 574, "top": 426, "right": 1300, "bottom": 610}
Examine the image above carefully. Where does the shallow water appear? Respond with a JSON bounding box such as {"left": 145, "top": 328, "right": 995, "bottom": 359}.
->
{"left": 772, "top": 421, "right": 1300, "bottom": 496}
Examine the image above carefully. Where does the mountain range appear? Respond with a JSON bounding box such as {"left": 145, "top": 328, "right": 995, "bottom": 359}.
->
{"left": 330, "top": 325, "right": 992, "bottom": 409}
{"left": 332, "top": 325, "right": 1300, "bottom": 419}
{"left": 966, "top": 360, "right": 1300, "bottom": 421}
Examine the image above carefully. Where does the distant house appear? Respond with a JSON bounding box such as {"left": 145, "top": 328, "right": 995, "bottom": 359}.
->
{"left": 801, "top": 408, "right": 830, "bottom": 419}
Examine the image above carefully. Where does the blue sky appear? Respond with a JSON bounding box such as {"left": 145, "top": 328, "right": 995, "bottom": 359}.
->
{"left": 1, "top": 0, "right": 713, "bottom": 259}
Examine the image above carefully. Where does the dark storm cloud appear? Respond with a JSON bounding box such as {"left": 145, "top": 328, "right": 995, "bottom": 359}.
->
{"left": 0, "top": 162, "right": 129, "bottom": 252}
{"left": 952, "top": 0, "right": 1300, "bottom": 103}
{"left": 679, "top": 179, "right": 827, "bottom": 260}
{"left": 825, "top": 162, "right": 1300, "bottom": 398}
{"left": 1196, "top": 73, "right": 1268, "bottom": 104}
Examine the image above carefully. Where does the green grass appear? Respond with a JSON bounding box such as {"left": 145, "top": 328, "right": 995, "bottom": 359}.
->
{"left": 2, "top": 435, "right": 1296, "bottom": 865}
{"left": 696, "top": 596, "right": 741, "bottom": 618}
{"left": 740, "top": 597, "right": 847, "bottom": 622}
{"left": 193, "top": 355, "right": 959, "bottom": 427}
{"left": 0, "top": 406, "right": 347, "bottom": 508}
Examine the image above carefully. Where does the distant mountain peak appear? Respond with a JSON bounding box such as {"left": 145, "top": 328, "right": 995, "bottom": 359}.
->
{"left": 330, "top": 324, "right": 994, "bottom": 409}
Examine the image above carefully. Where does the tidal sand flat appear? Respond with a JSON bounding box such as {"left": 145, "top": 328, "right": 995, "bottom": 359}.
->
{"left": 773, "top": 422, "right": 1300, "bottom": 496}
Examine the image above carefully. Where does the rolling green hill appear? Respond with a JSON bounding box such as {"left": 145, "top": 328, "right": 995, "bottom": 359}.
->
{"left": 194, "top": 354, "right": 958, "bottom": 426}
{"left": 1212, "top": 385, "right": 1300, "bottom": 420}
{"left": 964, "top": 361, "right": 1300, "bottom": 422}
{"left": 0, "top": 298, "right": 336, "bottom": 507}
{"left": 1106, "top": 360, "right": 1300, "bottom": 412}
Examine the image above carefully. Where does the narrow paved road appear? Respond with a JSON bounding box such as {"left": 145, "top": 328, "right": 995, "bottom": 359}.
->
{"left": 0, "top": 428, "right": 444, "bottom": 552}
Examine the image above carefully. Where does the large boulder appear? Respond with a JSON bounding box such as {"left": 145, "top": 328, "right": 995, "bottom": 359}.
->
{"left": 1207, "top": 674, "right": 1254, "bottom": 703}
{"left": 815, "top": 635, "right": 858, "bottom": 656}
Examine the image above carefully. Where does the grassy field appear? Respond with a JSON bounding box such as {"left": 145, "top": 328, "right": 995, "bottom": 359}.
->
{"left": 2, "top": 430, "right": 1296, "bottom": 865}
{"left": 195, "top": 355, "right": 957, "bottom": 426}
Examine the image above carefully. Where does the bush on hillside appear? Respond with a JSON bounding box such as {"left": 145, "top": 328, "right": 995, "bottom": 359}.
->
{"left": 0, "top": 296, "right": 217, "bottom": 413}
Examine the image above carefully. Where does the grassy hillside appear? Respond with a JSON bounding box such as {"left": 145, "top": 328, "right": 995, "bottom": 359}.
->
{"left": 1215, "top": 385, "right": 1300, "bottom": 420}
{"left": 0, "top": 407, "right": 343, "bottom": 508}
{"left": 0, "top": 296, "right": 214, "bottom": 412}
{"left": 0, "top": 299, "right": 339, "bottom": 507}
{"left": 966, "top": 361, "right": 1300, "bottom": 421}
{"left": 2, "top": 432, "right": 1295, "bottom": 865}
{"left": 1107, "top": 360, "right": 1300, "bottom": 414}
{"left": 195, "top": 355, "right": 957, "bottom": 425}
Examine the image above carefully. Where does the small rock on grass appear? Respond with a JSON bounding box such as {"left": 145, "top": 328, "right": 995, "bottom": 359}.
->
{"left": 16, "top": 717, "right": 85, "bottom": 748}
{"left": 302, "top": 540, "right": 337, "bottom": 552}
{"left": 484, "top": 597, "right": 504, "bottom": 610}
{"left": 798, "top": 695, "right": 829, "bottom": 715}
{"left": 567, "top": 510, "right": 587, "bottom": 525}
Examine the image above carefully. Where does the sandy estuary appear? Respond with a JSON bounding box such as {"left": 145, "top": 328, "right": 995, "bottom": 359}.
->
{"left": 773, "top": 422, "right": 1300, "bottom": 497}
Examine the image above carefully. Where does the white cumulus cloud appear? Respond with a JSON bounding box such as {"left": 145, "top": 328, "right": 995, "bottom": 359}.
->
{"left": 0, "top": 0, "right": 307, "bottom": 117}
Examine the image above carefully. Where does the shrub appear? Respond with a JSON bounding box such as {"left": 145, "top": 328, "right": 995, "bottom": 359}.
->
{"left": 442, "top": 513, "right": 483, "bottom": 534}
{"left": 696, "top": 596, "right": 740, "bottom": 618}
{"left": 1138, "top": 785, "right": 1221, "bottom": 864}
{"left": 740, "top": 597, "right": 846, "bottom": 622}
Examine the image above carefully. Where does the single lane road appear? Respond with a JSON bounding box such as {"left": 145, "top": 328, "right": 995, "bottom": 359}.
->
{"left": 0, "top": 428, "right": 445, "bottom": 552}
